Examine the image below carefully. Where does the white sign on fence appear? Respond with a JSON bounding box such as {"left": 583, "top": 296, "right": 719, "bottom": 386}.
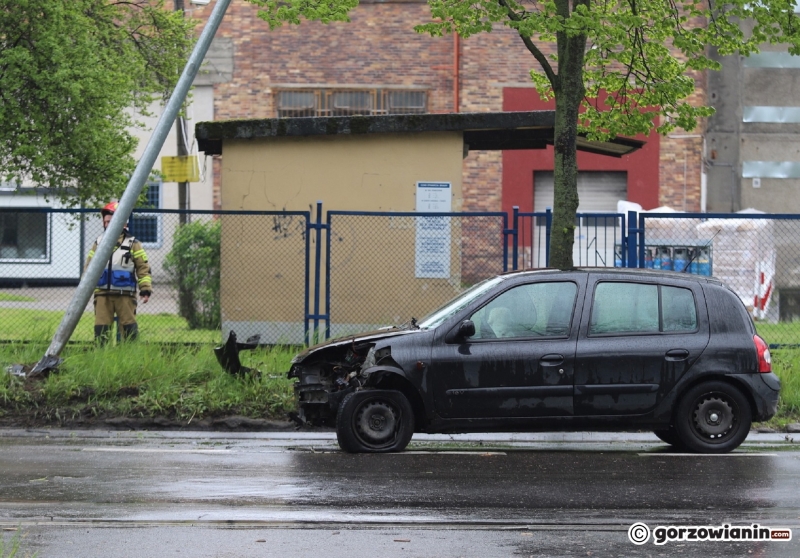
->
{"left": 415, "top": 181, "right": 452, "bottom": 278}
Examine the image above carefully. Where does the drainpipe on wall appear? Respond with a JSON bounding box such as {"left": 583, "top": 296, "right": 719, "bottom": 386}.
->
{"left": 453, "top": 33, "right": 460, "bottom": 113}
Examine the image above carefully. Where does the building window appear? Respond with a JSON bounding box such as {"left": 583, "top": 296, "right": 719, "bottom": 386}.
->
{"left": 129, "top": 181, "right": 161, "bottom": 246}
{"left": 276, "top": 88, "right": 427, "bottom": 118}
{"left": 0, "top": 211, "right": 49, "bottom": 261}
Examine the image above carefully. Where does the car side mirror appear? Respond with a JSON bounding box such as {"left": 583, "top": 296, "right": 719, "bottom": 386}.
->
{"left": 447, "top": 320, "right": 475, "bottom": 343}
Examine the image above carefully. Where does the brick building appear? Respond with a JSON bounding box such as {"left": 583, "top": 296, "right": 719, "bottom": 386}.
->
{"left": 189, "top": 0, "right": 705, "bottom": 214}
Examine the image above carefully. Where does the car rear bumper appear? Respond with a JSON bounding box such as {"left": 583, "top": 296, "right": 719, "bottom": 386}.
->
{"left": 727, "top": 373, "right": 781, "bottom": 421}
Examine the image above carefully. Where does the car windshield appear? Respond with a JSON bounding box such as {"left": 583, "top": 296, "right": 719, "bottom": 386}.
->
{"left": 417, "top": 275, "right": 507, "bottom": 330}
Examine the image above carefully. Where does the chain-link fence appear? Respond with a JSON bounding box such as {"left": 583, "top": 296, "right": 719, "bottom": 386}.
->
{"left": 325, "top": 211, "right": 508, "bottom": 338}
{"left": 639, "top": 212, "right": 800, "bottom": 346}
{"left": 0, "top": 208, "right": 310, "bottom": 345}
{"left": 3, "top": 205, "right": 800, "bottom": 347}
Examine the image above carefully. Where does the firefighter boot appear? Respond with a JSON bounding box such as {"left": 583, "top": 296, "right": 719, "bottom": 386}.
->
{"left": 122, "top": 323, "right": 139, "bottom": 342}
{"left": 94, "top": 325, "right": 111, "bottom": 345}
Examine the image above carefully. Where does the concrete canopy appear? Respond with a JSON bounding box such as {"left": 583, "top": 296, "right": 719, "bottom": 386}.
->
{"left": 195, "top": 111, "right": 644, "bottom": 157}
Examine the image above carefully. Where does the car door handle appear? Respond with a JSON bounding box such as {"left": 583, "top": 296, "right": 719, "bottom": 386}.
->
{"left": 540, "top": 354, "right": 565, "bottom": 365}
{"left": 665, "top": 349, "right": 690, "bottom": 361}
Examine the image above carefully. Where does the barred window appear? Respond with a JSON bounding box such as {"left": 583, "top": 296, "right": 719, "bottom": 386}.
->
{"left": 388, "top": 90, "right": 426, "bottom": 114}
{"left": 129, "top": 181, "right": 161, "bottom": 246}
{"left": 276, "top": 88, "right": 427, "bottom": 118}
{"left": 331, "top": 91, "right": 373, "bottom": 115}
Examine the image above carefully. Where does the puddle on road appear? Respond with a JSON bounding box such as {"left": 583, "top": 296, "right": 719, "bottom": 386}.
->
{"left": 82, "top": 448, "right": 233, "bottom": 454}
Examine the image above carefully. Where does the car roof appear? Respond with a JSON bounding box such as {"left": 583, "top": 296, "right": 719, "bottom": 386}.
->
{"left": 497, "top": 267, "right": 725, "bottom": 285}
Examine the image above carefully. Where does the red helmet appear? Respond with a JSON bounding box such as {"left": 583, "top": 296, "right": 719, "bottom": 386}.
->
{"left": 100, "top": 201, "right": 119, "bottom": 217}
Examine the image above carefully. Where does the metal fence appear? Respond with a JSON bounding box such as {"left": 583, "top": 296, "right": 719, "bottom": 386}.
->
{"left": 0, "top": 207, "right": 310, "bottom": 346}
{"left": 2, "top": 205, "right": 800, "bottom": 347}
{"left": 637, "top": 212, "right": 800, "bottom": 336}
{"left": 325, "top": 210, "right": 509, "bottom": 338}
{"left": 513, "top": 209, "right": 626, "bottom": 269}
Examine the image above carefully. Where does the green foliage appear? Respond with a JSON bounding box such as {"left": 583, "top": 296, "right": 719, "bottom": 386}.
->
{"left": 0, "top": 292, "right": 35, "bottom": 303}
{"left": 0, "top": 309, "right": 220, "bottom": 343}
{"left": 164, "top": 219, "right": 222, "bottom": 330}
{"left": 0, "top": 0, "right": 196, "bottom": 208}
{"left": 416, "top": 0, "right": 800, "bottom": 140}
{"left": 772, "top": 348, "right": 800, "bottom": 417}
{"left": 0, "top": 342, "right": 298, "bottom": 421}
{"left": 248, "top": 0, "right": 359, "bottom": 29}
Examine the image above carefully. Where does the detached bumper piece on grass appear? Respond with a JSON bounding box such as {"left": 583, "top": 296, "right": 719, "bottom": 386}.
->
{"left": 214, "top": 331, "right": 261, "bottom": 376}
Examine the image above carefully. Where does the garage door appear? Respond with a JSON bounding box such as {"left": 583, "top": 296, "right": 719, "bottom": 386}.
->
{"left": 533, "top": 171, "right": 627, "bottom": 213}
{"left": 531, "top": 171, "right": 627, "bottom": 267}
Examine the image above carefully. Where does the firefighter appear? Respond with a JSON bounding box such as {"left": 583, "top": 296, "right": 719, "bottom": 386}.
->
{"left": 84, "top": 201, "right": 152, "bottom": 343}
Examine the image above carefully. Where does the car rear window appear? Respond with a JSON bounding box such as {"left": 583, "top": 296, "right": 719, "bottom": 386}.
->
{"left": 590, "top": 282, "right": 697, "bottom": 335}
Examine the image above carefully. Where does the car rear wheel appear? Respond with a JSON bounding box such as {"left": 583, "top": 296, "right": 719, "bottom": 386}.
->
{"left": 336, "top": 390, "right": 415, "bottom": 453}
{"left": 674, "top": 381, "right": 752, "bottom": 454}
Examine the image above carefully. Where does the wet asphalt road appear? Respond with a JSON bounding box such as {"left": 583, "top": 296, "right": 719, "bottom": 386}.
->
{"left": 1, "top": 429, "right": 799, "bottom": 557}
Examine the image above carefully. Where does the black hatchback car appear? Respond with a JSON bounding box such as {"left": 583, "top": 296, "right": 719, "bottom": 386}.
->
{"left": 288, "top": 269, "right": 780, "bottom": 453}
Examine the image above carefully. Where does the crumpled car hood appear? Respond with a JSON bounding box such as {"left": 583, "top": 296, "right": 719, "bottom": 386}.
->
{"left": 291, "top": 328, "right": 419, "bottom": 363}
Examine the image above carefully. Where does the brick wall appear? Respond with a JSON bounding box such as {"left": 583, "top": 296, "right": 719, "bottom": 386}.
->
{"left": 658, "top": 66, "right": 708, "bottom": 212}
{"left": 190, "top": 1, "right": 705, "bottom": 214}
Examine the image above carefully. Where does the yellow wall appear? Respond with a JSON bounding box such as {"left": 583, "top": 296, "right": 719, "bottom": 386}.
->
{"left": 221, "top": 132, "right": 463, "bottom": 211}
{"left": 219, "top": 132, "right": 467, "bottom": 342}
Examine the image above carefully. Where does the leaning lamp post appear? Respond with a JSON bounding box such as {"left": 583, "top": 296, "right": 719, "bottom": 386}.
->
{"left": 30, "top": 0, "right": 233, "bottom": 376}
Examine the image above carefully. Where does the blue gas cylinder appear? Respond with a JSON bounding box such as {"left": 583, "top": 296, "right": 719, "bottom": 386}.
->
{"left": 658, "top": 247, "right": 672, "bottom": 270}
{"left": 673, "top": 247, "right": 689, "bottom": 273}
{"left": 644, "top": 248, "right": 654, "bottom": 269}
{"left": 696, "top": 247, "right": 711, "bottom": 276}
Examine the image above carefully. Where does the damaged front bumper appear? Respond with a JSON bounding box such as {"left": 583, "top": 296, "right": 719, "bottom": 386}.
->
{"left": 288, "top": 343, "right": 386, "bottom": 426}
{"left": 292, "top": 380, "right": 354, "bottom": 426}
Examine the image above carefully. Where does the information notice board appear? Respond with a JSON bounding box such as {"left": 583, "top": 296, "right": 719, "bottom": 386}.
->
{"left": 415, "top": 181, "right": 451, "bottom": 278}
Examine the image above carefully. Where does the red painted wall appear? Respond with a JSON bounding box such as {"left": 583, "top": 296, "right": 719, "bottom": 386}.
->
{"left": 502, "top": 88, "right": 660, "bottom": 214}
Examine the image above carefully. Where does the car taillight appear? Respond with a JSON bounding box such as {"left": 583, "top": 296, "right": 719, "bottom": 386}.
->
{"left": 754, "top": 335, "right": 772, "bottom": 373}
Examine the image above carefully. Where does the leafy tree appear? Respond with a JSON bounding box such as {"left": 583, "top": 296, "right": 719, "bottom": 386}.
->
{"left": 164, "top": 219, "right": 221, "bottom": 330}
{"left": 249, "top": 0, "right": 800, "bottom": 267}
{"left": 0, "top": 0, "right": 195, "bottom": 208}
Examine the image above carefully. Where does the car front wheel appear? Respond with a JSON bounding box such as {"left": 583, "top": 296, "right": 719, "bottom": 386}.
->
{"left": 674, "top": 381, "right": 752, "bottom": 454}
{"left": 336, "top": 390, "right": 415, "bottom": 453}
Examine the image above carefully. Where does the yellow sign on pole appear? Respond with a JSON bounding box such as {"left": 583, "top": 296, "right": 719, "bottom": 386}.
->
{"left": 161, "top": 155, "right": 200, "bottom": 182}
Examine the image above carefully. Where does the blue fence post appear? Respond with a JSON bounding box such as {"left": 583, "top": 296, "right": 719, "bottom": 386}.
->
{"left": 638, "top": 211, "right": 647, "bottom": 269}
{"left": 303, "top": 210, "right": 311, "bottom": 345}
{"left": 304, "top": 201, "right": 330, "bottom": 343}
{"left": 545, "top": 207, "right": 552, "bottom": 267}
{"left": 505, "top": 206, "right": 519, "bottom": 271}
{"left": 627, "top": 210, "right": 638, "bottom": 268}
{"left": 324, "top": 205, "right": 332, "bottom": 340}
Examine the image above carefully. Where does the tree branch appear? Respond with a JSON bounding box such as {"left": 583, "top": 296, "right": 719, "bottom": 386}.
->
{"left": 498, "top": 0, "right": 558, "bottom": 87}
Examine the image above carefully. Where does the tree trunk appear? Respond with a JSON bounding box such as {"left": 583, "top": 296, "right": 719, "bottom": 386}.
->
{"left": 549, "top": 90, "right": 583, "bottom": 269}
{"left": 549, "top": 2, "right": 588, "bottom": 269}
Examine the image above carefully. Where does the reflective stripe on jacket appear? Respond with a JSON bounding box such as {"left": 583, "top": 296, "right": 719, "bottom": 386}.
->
{"left": 85, "top": 231, "right": 152, "bottom": 295}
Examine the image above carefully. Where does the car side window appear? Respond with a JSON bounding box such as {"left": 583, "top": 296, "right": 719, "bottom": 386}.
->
{"left": 590, "top": 283, "right": 658, "bottom": 334}
{"left": 469, "top": 282, "right": 577, "bottom": 339}
{"left": 662, "top": 285, "right": 698, "bottom": 331}
{"left": 590, "top": 282, "right": 697, "bottom": 335}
